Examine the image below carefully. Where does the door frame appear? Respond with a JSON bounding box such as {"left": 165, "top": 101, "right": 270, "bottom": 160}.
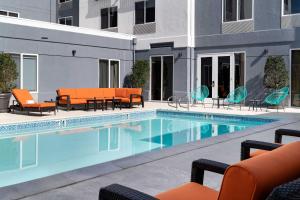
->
{"left": 197, "top": 53, "right": 235, "bottom": 99}
{"left": 149, "top": 55, "right": 174, "bottom": 101}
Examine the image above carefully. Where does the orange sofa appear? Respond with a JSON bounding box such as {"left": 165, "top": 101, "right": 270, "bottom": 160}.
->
{"left": 11, "top": 89, "right": 56, "bottom": 115}
{"left": 56, "top": 88, "right": 143, "bottom": 110}
{"left": 99, "top": 141, "right": 300, "bottom": 200}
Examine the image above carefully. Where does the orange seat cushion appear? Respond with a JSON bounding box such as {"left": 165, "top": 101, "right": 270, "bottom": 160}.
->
{"left": 12, "top": 89, "right": 34, "bottom": 105}
{"left": 59, "top": 99, "right": 87, "bottom": 105}
{"left": 23, "top": 102, "right": 55, "bottom": 108}
{"left": 102, "top": 88, "right": 116, "bottom": 98}
{"left": 115, "top": 88, "right": 128, "bottom": 98}
{"left": 156, "top": 182, "right": 218, "bottom": 200}
{"left": 57, "top": 88, "right": 78, "bottom": 99}
{"left": 250, "top": 149, "right": 269, "bottom": 158}
{"left": 120, "top": 97, "right": 141, "bottom": 103}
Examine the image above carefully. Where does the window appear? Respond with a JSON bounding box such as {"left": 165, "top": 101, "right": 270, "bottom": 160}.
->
{"left": 101, "top": 6, "right": 118, "bottom": 29}
{"left": 8, "top": 54, "right": 38, "bottom": 92}
{"left": 58, "top": 16, "right": 73, "bottom": 26}
{"left": 59, "top": 0, "right": 72, "bottom": 3}
{"left": 99, "top": 59, "right": 120, "bottom": 88}
{"left": 0, "top": 10, "right": 19, "bottom": 18}
{"left": 135, "top": 0, "right": 155, "bottom": 24}
{"left": 284, "top": 0, "right": 300, "bottom": 15}
{"left": 223, "top": 0, "right": 252, "bottom": 22}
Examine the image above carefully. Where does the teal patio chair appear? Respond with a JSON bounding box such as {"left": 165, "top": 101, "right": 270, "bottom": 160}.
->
{"left": 191, "top": 85, "right": 209, "bottom": 107}
{"left": 224, "top": 86, "right": 248, "bottom": 110}
{"left": 264, "top": 87, "right": 289, "bottom": 112}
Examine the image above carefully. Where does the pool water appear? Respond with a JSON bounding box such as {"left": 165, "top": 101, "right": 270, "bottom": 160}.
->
{"left": 0, "top": 111, "right": 273, "bottom": 187}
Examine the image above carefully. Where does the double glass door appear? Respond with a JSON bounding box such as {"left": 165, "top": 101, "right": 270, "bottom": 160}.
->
{"left": 150, "top": 56, "right": 173, "bottom": 101}
{"left": 197, "top": 54, "right": 236, "bottom": 99}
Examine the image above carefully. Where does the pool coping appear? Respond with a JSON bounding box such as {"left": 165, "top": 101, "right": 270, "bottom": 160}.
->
{"left": 0, "top": 110, "right": 298, "bottom": 200}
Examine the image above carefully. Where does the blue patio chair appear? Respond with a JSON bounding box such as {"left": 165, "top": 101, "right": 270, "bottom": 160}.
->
{"left": 264, "top": 87, "right": 289, "bottom": 112}
{"left": 224, "top": 86, "right": 248, "bottom": 110}
{"left": 191, "top": 85, "right": 209, "bottom": 107}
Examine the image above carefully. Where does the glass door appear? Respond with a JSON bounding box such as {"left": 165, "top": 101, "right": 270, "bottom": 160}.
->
{"left": 291, "top": 50, "right": 300, "bottom": 107}
{"left": 150, "top": 56, "right": 174, "bottom": 101}
{"left": 197, "top": 54, "right": 235, "bottom": 99}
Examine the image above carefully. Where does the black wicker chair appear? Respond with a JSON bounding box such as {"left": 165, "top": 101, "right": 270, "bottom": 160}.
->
{"left": 241, "top": 129, "right": 300, "bottom": 160}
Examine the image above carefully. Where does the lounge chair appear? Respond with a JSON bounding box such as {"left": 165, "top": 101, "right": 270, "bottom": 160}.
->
{"left": 224, "top": 86, "right": 247, "bottom": 110}
{"left": 263, "top": 87, "right": 289, "bottom": 111}
{"left": 99, "top": 141, "right": 300, "bottom": 200}
{"left": 191, "top": 85, "right": 209, "bottom": 107}
{"left": 241, "top": 128, "right": 300, "bottom": 160}
{"left": 11, "top": 89, "right": 56, "bottom": 115}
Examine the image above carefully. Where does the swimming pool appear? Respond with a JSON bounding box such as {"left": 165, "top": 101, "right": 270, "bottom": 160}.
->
{"left": 0, "top": 110, "right": 275, "bottom": 187}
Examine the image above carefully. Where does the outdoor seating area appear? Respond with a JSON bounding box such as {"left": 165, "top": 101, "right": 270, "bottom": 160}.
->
{"left": 99, "top": 134, "right": 300, "bottom": 200}
{"left": 8, "top": 88, "right": 144, "bottom": 115}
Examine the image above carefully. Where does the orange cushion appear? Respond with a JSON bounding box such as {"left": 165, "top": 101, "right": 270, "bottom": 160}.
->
{"left": 59, "top": 99, "right": 87, "bottom": 105}
{"left": 120, "top": 97, "right": 141, "bottom": 103}
{"left": 102, "top": 88, "right": 115, "bottom": 98}
{"left": 12, "top": 89, "right": 33, "bottom": 105}
{"left": 115, "top": 88, "right": 127, "bottom": 98}
{"left": 250, "top": 150, "right": 269, "bottom": 158}
{"left": 75, "top": 88, "right": 104, "bottom": 99}
{"left": 57, "top": 88, "right": 78, "bottom": 99}
{"left": 156, "top": 182, "right": 218, "bottom": 200}
{"left": 23, "top": 102, "right": 55, "bottom": 108}
{"left": 126, "top": 88, "right": 142, "bottom": 98}
{"left": 218, "top": 141, "right": 300, "bottom": 200}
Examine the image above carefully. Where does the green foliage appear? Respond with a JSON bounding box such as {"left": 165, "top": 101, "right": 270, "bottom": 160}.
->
{"left": 0, "top": 53, "right": 18, "bottom": 93}
{"left": 130, "top": 60, "right": 150, "bottom": 88}
{"left": 263, "top": 56, "right": 289, "bottom": 90}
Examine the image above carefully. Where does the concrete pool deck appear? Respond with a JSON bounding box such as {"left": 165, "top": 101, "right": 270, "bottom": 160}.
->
{"left": 0, "top": 102, "right": 300, "bottom": 200}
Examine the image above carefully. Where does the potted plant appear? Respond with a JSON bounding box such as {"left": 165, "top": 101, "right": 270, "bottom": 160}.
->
{"left": 129, "top": 60, "right": 150, "bottom": 88}
{"left": 263, "top": 56, "right": 289, "bottom": 91}
{"left": 0, "top": 53, "right": 18, "bottom": 113}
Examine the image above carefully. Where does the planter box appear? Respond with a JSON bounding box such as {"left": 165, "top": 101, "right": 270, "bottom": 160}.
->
{"left": 0, "top": 93, "right": 11, "bottom": 113}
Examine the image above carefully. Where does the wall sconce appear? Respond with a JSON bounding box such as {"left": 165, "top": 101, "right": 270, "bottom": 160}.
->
{"left": 177, "top": 52, "right": 182, "bottom": 58}
{"left": 72, "top": 50, "right": 76, "bottom": 57}
{"left": 263, "top": 49, "right": 268, "bottom": 55}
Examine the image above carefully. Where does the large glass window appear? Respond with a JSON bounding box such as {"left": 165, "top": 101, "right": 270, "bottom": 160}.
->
{"left": 223, "top": 0, "right": 252, "bottom": 22}
{"left": 291, "top": 50, "right": 300, "bottom": 107}
{"left": 135, "top": 0, "right": 155, "bottom": 24}
{"left": 10, "top": 54, "right": 21, "bottom": 89}
{"left": 101, "top": 6, "right": 118, "bottom": 29}
{"left": 58, "top": 16, "right": 73, "bottom": 26}
{"left": 23, "top": 55, "right": 38, "bottom": 92}
{"left": 0, "top": 10, "right": 19, "bottom": 18}
{"left": 99, "top": 59, "right": 120, "bottom": 88}
{"left": 284, "top": 0, "right": 300, "bottom": 15}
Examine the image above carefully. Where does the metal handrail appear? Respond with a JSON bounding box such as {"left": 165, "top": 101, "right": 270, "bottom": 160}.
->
{"left": 178, "top": 95, "right": 190, "bottom": 111}
{"left": 167, "top": 96, "right": 178, "bottom": 110}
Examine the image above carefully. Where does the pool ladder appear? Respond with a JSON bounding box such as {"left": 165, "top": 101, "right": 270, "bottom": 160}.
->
{"left": 167, "top": 95, "right": 191, "bottom": 111}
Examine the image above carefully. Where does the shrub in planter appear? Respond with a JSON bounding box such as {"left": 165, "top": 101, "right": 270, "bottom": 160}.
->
{"left": 0, "top": 53, "right": 18, "bottom": 112}
{"left": 263, "top": 56, "right": 289, "bottom": 90}
{"left": 129, "top": 60, "right": 150, "bottom": 88}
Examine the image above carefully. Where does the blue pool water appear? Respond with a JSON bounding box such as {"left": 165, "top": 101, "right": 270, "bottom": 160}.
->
{"left": 0, "top": 110, "right": 275, "bottom": 187}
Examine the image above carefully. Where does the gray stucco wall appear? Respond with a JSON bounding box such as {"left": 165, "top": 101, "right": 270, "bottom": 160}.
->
{"left": 0, "top": 0, "right": 56, "bottom": 22}
{"left": 0, "top": 22, "right": 134, "bottom": 101}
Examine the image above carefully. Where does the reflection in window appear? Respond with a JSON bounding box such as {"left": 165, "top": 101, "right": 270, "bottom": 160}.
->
{"left": 99, "top": 60, "right": 120, "bottom": 88}
{"left": 223, "top": 0, "right": 252, "bottom": 22}
{"left": 291, "top": 50, "right": 300, "bottom": 107}
{"left": 234, "top": 53, "right": 245, "bottom": 88}
{"left": 58, "top": 16, "right": 73, "bottom": 26}
{"left": 23, "top": 55, "right": 38, "bottom": 92}
{"left": 99, "top": 128, "right": 120, "bottom": 152}
{"left": 284, "top": 0, "right": 300, "bottom": 15}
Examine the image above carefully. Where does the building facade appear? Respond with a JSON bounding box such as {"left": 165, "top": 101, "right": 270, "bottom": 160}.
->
{"left": 1, "top": 0, "right": 300, "bottom": 107}
{"left": 0, "top": 1, "right": 134, "bottom": 101}
{"left": 77, "top": 0, "right": 300, "bottom": 107}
